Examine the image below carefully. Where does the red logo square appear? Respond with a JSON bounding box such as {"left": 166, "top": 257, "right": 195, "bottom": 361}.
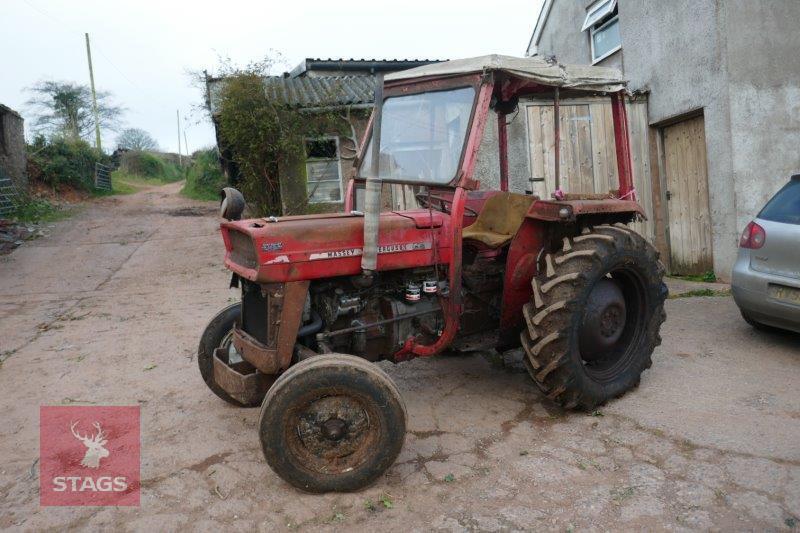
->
{"left": 40, "top": 406, "right": 140, "bottom": 506}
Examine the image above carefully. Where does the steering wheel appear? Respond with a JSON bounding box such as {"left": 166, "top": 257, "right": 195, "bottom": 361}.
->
{"left": 415, "top": 192, "right": 479, "bottom": 217}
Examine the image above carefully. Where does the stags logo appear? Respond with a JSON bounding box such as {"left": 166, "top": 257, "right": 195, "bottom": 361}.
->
{"left": 40, "top": 406, "right": 140, "bottom": 506}
{"left": 70, "top": 421, "right": 109, "bottom": 468}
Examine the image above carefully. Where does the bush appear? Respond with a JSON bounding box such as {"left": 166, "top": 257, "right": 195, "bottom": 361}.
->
{"left": 214, "top": 58, "right": 346, "bottom": 215}
{"left": 181, "top": 149, "right": 225, "bottom": 201}
{"left": 27, "top": 136, "right": 109, "bottom": 191}
{"left": 119, "top": 151, "right": 183, "bottom": 182}
{"left": 9, "top": 194, "right": 66, "bottom": 223}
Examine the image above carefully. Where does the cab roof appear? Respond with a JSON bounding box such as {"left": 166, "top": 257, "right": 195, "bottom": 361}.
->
{"left": 385, "top": 54, "right": 626, "bottom": 93}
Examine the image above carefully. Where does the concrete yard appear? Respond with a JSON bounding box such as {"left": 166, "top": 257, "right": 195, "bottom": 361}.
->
{"left": 1, "top": 183, "right": 798, "bottom": 531}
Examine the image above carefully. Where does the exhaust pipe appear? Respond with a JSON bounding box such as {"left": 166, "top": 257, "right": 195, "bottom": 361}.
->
{"left": 361, "top": 73, "right": 384, "bottom": 275}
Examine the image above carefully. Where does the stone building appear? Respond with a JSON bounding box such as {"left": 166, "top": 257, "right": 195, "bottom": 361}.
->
{"left": 0, "top": 104, "right": 26, "bottom": 188}
{"left": 521, "top": 0, "right": 800, "bottom": 278}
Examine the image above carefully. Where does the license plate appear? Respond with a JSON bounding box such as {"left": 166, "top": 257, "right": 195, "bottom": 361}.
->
{"left": 768, "top": 284, "right": 800, "bottom": 303}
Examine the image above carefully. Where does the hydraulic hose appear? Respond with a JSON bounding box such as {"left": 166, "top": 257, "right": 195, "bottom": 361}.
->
{"left": 297, "top": 310, "right": 323, "bottom": 338}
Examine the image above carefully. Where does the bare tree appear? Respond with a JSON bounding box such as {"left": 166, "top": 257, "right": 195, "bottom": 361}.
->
{"left": 26, "top": 80, "right": 124, "bottom": 141}
{"left": 116, "top": 128, "right": 158, "bottom": 151}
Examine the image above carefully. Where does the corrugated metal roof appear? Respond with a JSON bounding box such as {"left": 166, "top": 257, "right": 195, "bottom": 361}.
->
{"left": 306, "top": 58, "right": 442, "bottom": 63}
{"left": 265, "top": 75, "right": 375, "bottom": 107}
{"left": 207, "top": 75, "right": 376, "bottom": 113}
{"left": 288, "top": 58, "right": 444, "bottom": 80}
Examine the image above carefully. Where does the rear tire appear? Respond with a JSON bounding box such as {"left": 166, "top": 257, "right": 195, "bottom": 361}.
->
{"left": 520, "top": 224, "right": 667, "bottom": 410}
{"left": 258, "top": 354, "right": 406, "bottom": 493}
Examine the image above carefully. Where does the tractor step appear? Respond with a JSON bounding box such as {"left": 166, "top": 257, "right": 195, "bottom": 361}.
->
{"left": 212, "top": 348, "right": 271, "bottom": 406}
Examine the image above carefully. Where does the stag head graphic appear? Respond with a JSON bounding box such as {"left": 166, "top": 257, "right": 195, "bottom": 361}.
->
{"left": 70, "top": 421, "right": 109, "bottom": 468}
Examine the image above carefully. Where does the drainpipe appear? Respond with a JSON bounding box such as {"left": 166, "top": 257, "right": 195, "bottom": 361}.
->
{"left": 361, "top": 74, "right": 383, "bottom": 276}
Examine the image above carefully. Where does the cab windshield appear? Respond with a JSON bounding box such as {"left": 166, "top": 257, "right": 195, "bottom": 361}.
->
{"left": 359, "top": 86, "right": 475, "bottom": 184}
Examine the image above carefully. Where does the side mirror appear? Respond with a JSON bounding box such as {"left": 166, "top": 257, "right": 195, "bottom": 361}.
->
{"left": 219, "top": 187, "right": 245, "bottom": 221}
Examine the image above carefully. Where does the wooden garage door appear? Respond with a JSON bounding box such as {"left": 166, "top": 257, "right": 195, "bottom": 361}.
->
{"left": 662, "top": 115, "right": 713, "bottom": 275}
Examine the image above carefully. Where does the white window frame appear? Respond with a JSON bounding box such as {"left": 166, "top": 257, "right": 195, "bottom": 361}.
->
{"left": 581, "top": 0, "right": 617, "bottom": 31}
{"left": 590, "top": 14, "right": 622, "bottom": 64}
{"left": 304, "top": 136, "right": 343, "bottom": 204}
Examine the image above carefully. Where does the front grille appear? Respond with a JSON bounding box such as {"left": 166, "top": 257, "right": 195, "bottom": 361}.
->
{"left": 228, "top": 230, "right": 258, "bottom": 269}
{"left": 241, "top": 280, "right": 269, "bottom": 344}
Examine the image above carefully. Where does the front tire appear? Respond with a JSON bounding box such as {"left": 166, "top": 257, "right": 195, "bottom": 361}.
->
{"left": 258, "top": 354, "right": 407, "bottom": 493}
{"left": 198, "top": 303, "right": 263, "bottom": 407}
{"left": 520, "top": 224, "right": 667, "bottom": 410}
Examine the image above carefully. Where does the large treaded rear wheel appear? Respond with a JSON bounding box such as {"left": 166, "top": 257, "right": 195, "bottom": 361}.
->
{"left": 520, "top": 224, "right": 667, "bottom": 410}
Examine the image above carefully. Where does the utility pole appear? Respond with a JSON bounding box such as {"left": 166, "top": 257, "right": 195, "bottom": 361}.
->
{"left": 183, "top": 131, "right": 189, "bottom": 159}
{"left": 176, "top": 109, "right": 182, "bottom": 166}
{"left": 85, "top": 33, "right": 102, "bottom": 151}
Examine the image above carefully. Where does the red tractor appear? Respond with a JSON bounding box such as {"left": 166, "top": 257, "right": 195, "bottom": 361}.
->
{"left": 199, "top": 55, "right": 667, "bottom": 493}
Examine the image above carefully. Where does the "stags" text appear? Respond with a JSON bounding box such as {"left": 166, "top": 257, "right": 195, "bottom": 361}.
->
{"left": 52, "top": 476, "right": 129, "bottom": 492}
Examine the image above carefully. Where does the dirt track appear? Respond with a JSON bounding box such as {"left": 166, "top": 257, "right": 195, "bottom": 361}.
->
{"left": 1, "top": 183, "right": 799, "bottom": 531}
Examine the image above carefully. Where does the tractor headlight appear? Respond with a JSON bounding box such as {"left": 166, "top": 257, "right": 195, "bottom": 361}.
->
{"left": 220, "top": 187, "right": 246, "bottom": 221}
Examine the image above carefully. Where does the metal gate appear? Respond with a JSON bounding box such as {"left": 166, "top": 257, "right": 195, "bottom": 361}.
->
{"left": 95, "top": 162, "right": 112, "bottom": 190}
{"left": 0, "top": 172, "right": 19, "bottom": 217}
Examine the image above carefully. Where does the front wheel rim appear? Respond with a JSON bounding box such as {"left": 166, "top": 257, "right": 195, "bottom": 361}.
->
{"left": 285, "top": 391, "right": 381, "bottom": 475}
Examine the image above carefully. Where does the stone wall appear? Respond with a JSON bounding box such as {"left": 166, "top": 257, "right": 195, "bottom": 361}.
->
{"left": 0, "top": 105, "right": 26, "bottom": 189}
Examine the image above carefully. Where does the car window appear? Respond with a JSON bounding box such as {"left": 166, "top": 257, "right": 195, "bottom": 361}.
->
{"left": 759, "top": 178, "right": 800, "bottom": 225}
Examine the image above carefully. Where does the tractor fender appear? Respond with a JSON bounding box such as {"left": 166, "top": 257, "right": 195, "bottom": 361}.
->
{"left": 499, "top": 218, "right": 547, "bottom": 345}
{"left": 525, "top": 199, "right": 645, "bottom": 224}
{"left": 499, "top": 198, "right": 646, "bottom": 345}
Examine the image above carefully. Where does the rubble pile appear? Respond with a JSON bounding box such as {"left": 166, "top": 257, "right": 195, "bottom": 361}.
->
{"left": 0, "top": 219, "right": 43, "bottom": 254}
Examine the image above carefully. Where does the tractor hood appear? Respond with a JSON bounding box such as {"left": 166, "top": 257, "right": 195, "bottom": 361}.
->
{"left": 221, "top": 210, "right": 450, "bottom": 283}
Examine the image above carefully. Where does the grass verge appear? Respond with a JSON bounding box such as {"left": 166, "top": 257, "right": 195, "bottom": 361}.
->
{"left": 7, "top": 195, "right": 73, "bottom": 224}
{"left": 669, "top": 288, "right": 732, "bottom": 299}
{"left": 110, "top": 170, "right": 181, "bottom": 195}
{"left": 181, "top": 180, "right": 219, "bottom": 201}
{"left": 669, "top": 271, "right": 717, "bottom": 283}
{"left": 180, "top": 149, "right": 224, "bottom": 202}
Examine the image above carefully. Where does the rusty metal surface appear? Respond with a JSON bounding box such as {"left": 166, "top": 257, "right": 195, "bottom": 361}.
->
{"left": 232, "top": 326, "right": 281, "bottom": 374}
{"left": 526, "top": 199, "right": 645, "bottom": 222}
{"left": 275, "top": 280, "right": 310, "bottom": 368}
{"left": 212, "top": 349, "right": 271, "bottom": 405}
{"left": 290, "top": 394, "right": 373, "bottom": 470}
{"left": 221, "top": 212, "right": 450, "bottom": 284}
{"left": 233, "top": 280, "right": 308, "bottom": 373}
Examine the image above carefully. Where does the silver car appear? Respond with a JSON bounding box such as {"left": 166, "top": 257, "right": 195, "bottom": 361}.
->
{"left": 732, "top": 175, "right": 800, "bottom": 333}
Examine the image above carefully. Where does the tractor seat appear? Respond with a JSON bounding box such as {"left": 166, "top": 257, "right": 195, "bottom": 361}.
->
{"left": 462, "top": 192, "right": 535, "bottom": 248}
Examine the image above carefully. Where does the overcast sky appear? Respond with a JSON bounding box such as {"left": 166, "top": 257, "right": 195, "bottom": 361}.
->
{"left": 2, "top": 0, "right": 543, "bottom": 154}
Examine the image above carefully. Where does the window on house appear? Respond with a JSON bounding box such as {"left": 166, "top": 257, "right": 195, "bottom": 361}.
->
{"left": 583, "top": 0, "right": 621, "bottom": 64}
{"left": 581, "top": 0, "right": 616, "bottom": 31}
{"left": 305, "top": 138, "right": 342, "bottom": 203}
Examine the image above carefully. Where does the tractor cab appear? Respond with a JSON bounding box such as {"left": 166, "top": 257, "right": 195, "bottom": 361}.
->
{"left": 351, "top": 55, "right": 638, "bottom": 208}
{"left": 202, "top": 55, "right": 666, "bottom": 494}
{"left": 344, "top": 54, "right": 644, "bottom": 354}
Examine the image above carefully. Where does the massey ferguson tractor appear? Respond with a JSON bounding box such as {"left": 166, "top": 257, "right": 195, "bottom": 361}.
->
{"left": 198, "top": 55, "right": 667, "bottom": 493}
